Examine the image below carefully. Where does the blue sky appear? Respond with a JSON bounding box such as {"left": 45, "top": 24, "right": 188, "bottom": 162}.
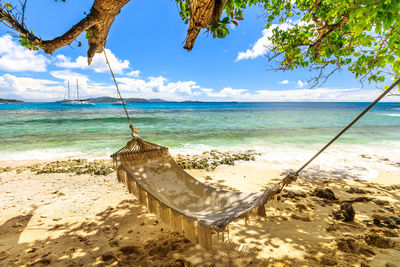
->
{"left": 0, "top": 0, "right": 397, "bottom": 102}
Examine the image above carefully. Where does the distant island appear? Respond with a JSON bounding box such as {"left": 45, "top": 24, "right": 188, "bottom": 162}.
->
{"left": 0, "top": 98, "right": 24, "bottom": 103}
{"left": 56, "top": 97, "right": 202, "bottom": 103}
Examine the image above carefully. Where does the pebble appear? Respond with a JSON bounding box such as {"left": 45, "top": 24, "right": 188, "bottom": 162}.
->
{"left": 312, "top": 188, "right": 337, "bottom": 200}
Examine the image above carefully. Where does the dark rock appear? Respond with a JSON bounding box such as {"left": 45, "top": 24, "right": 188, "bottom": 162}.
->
{"left": 372, "top": 215, "right": 398, "bottom": 229}
{"left": 337, "top": 238, "right": 375, "bottom": 256}
{"left": 319, "top": 257, "right": 337, "bottom": 266}
{"left": 291, "top": 213, "right": 311, "bottom": 222}
{"left": 364, "top": 234, "right": 397, "bottom": 249}
{"left": 346, "top": 187, "right": 370, "bottom": 194}
{"left": 373, "top": 218, "right": 383, "bottom": 227}
{"left": 348, "top": 197, "right": 373, "bottom": 203}
{"left": 281, "top": 190, "right": 307, "bottom": 199}
{"left": 333, "top": 202, "right": 355, "bottom": 222}
{"left": 312, "top": 188, "right": 337, "bottom": 200}
{"left": 119, "top": 245, "right": 141, "bottom": 255}
{"left": 389, "top": 216, "right": 400, "bottom": 225}
{"left": 373, "top": 199, "right": 389, "bottom": 206}
{"left": 101, "top": 251, "right": 115, "bottom": 261}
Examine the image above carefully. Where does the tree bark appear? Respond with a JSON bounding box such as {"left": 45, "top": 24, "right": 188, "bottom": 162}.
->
{"left": 184, "top": 0, "right": 228, "bottom": 51}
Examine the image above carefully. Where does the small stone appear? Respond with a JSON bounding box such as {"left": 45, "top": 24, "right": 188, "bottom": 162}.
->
{"left": 364, "top": 233, "right": 397, "bottom": 248}
{"left": 295, "top": 204, "right": 307, "bottom": 212}
{"left": 320, "top": 257, "right": 336, "bottom": 266}
{"left": 291, "top": 213, "right": 311, "bottom": 222}
{"left": 346, "top": 187, "right": 370, "bottom": 194}
{"left": 373, "top": 199, "right": 389, "bottom": 206}
{"left": 312, "top": 188, "right": 337, "bottom": 200}
{"left": 348, "top": 197, "right": 373, "bottom": 203}
{"left": 333, "top": 202, "right": 355, "bottom": 222}
{"left": 26, "top": 247, "right": 37, "bottom": 253}
{"left": 119, "top": 245, "right": 141, "bottom": 255}
{"left": 101, "top": 251, "right": 115, "bottom": 262}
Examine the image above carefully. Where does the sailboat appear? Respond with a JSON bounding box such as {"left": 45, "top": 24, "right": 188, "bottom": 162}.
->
{"left": 62, "top": 80, "right": 95, "bottom": 106}
{"left": 112, "top": 92, "right": 124, "bottom": 105}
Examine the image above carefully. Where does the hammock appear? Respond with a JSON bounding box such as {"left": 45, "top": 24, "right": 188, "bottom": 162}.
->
{"left": 110, "top": 134, "right": 289, "bottom": 249}
{"left": 103, "top": 50, "right": 400, "bottom": 249}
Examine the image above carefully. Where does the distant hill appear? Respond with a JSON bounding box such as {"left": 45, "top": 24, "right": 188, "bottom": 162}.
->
{"left": 90, "top": 97, "right": 149, "bottom": 103}
{"left": 0, "top": 98, "right": 23, "bottom": 103}
{"left": 89, "top": 97, "right": 171, "bottom": 103}
{"left": 54, "top": 97, "right": 203, "bottom": 103}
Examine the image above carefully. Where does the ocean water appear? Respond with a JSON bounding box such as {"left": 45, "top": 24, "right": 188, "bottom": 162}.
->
{"left": 1, "top": 102, "right": 399, "bottom": 178}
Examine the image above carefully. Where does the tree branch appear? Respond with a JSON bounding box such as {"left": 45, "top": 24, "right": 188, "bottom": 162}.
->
{"left": 0, "top": 0, "right": 130, "bottom": 64}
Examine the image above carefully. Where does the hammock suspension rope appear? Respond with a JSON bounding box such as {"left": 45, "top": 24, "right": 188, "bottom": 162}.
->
{"left": 103, "top": 50, "right": 138, "bottom": 134}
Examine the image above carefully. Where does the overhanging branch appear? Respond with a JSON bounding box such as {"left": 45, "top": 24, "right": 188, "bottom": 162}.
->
{"left": 0, "top": 0, "right": 130, "bottom": 64}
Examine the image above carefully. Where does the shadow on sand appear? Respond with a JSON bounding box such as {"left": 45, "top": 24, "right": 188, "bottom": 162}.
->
{"left": 1, "top": 167, "right": 399, "bottom": 266}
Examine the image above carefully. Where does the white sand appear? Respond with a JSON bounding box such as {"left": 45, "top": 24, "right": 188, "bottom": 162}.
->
{"left": 1, "top": 159, "right": 400, "bottom": 266}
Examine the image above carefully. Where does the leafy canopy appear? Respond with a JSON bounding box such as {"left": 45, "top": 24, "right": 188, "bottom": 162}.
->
{"left": 176, "top": 0, "right": 400, "bottom": 88}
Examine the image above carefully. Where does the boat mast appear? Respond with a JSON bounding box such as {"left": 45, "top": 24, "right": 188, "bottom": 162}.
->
{"left": 67, "top": 81, "right": 70, "bottom": 100}
{"left": 76, "top": 79, "right": 79, "bottom": 101}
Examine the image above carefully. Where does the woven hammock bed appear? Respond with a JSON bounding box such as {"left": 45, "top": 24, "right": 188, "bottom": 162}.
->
{"left": 111, "top": 134, "right": 289, "bottom": 249}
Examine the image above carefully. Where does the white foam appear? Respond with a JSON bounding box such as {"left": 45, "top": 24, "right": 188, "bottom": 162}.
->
{"left": 382, "top": 113, "right": 400, "bottom": 117}
{"left": 172, "top": 142, "right": 400, "bottom": 180}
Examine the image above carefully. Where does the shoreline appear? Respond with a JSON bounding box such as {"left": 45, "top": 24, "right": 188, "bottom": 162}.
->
{"left": 1, "top": 146, "right": 399, "bottom": 182}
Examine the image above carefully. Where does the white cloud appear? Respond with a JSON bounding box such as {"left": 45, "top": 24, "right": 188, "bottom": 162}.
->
{"left": 296, "top": 80, "right": 306, "bottom": 88}
{"left": 55, "top": 49, "right": 130, "bottom": 74}
{"left": 126, "top": 70, "right": 140, "bottom": 77}
{"left": 0, "top": 74, "right": 64, "bottom": 100}
{"left": 0, "top": 35, "right": 49, "bottom": 72}
{"left": 203, "top": 87, "right": 391, "bottom": 102}
{"left": 114, "top": 76, "right": 204, "bottom": 101}
{"left": 207, "top": 87, "right": 249, "bottom": 98}
{"left": 279, "top": 80, "right": 289, "bottom": 84}
{"left": 235, "top": 23, "right": 292, "bottom": 61}
{"left": 236, "top": 20, "right": 309, "bottom": 61}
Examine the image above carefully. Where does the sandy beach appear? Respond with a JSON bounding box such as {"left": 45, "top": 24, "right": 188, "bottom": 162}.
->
{"left": 1, "top": 154, "right": 399, "bottom": 267}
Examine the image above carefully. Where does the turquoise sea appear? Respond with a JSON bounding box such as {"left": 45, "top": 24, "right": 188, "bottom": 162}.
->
{"left": 1, "top": 102, "right": 399, "bottom": 177}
